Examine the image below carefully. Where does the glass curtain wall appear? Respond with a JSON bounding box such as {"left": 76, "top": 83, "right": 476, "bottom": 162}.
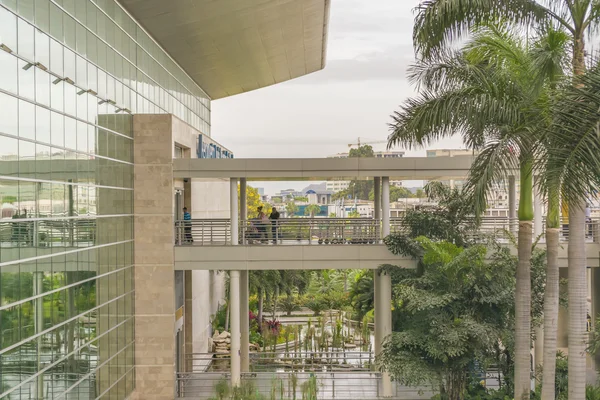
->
{"left": 0, "top": 0, "right": 211, "bottom": 398}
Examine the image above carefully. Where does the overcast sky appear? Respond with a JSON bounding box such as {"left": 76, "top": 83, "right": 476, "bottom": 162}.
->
{"left": 210, "top": 0, "right": 463, "bottom": 194}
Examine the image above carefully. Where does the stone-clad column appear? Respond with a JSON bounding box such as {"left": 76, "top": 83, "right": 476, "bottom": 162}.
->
{"left": 132, "top": 115, "right": 176, "bottom": 399}
{"left": 374, "top": 177, "right": 381, "bottom": 240}
{"left": 382, "top": 177, "right": 390, "bottom": 237}
{"left": 240, "top": 270, "right": 250, "bottom": 372}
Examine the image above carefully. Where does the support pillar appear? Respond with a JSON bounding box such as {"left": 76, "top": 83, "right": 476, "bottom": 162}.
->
{"left": 229, "top": 271, "right": 241, "bottom": 387}
{"left": 375, "top": 270, "right": 393, "bottom": 398}
{"left": 240, "top": 178, "right": 247, "bottom": 244}
{"left": 382, "top": 177, "right": 390, "bottom": 237}
{"left": 35, "top": 272, "right": 44, "bottom": 400}
{"left": 229, "top": 179, "right": 241, "bottom": 386}
{"left": 374, "top": 272, "right": 381, "bottom": 356}
{"left": 374, "top": 177, "right": 381, "bottom": 240}
{"left": 508, "top": 176, "right": 517, "bottom": 234}
{"left": 591, "top": 269, "right": 600, "bottom": 376}
{"left": 534, "top": 178, "right": 543, "bottom": 238}
{"left": 240, "top": 271, "right": 250, "bottom": 372}
{"left": 231, "top": 179, "right": 239, "bottom": 245}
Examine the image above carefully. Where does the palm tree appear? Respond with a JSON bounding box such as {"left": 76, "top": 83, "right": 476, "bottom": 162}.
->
{"left": 304, "top": 204, "right": 322, "bottom": 218}
{"left": 541, "top": 67, "right": 600, "bottom": 397}
{"left": 409, "top": 2, "right": 600, "bottom": 398}
{"left": 388, "top": 26, "right": 569, "bottom": 399}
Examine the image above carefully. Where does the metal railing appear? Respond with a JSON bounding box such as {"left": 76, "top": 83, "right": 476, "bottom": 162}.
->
{"left": 176, "top": 371, "right": 434, "bottom": 399}
{"left": 187, "top": 351, "right": 375, "bottom": 373}
{"left": 0, "top": 218, "right": 97, "bottom": 248}
{"left": 174, "top": 217, "right": 600, "bottom": 246}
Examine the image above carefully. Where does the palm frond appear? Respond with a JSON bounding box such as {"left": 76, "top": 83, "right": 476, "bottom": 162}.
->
{"left": 413, "top": 0, "right": 556, "bottom": 60}
{"left": 541, "top": 68, "right": 600, "bottom": 203}
{"left": 530, "top": 24, "right": 571, "bottom": 84}
{"left": 388, "top": 88, "right": 523, "bottom": 150}
{"left": 463, "top": 134, "right": 523, "bottom": 216}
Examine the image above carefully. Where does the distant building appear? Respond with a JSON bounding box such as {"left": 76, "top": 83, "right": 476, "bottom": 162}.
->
{"left": 329, "top": 150, "right": 405, "bottom": 159}
{"left": 302, "top": 183, "right": 334, "bottom": 205}
{"left": 326, "top": 151, "right": 405, "bottom": 192}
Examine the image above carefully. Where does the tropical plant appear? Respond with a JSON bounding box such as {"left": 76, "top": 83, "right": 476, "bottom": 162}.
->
{"left": 408, "top": 2, "right": 600, "bottom": 398}
{"left": 349, "top": 270, "right": 374, "bottom": 319}
{"left": 279, "top": 295, "right": 300, "bottom": 316}
{"left": 304, "top": 204, "right": 322, "bottom": 218}
{"left": 303, "top": 295, "right": 327, "bottom": 316}
{"left": 387, "top": 24, "right": 575, "bottom": 399}
{"left": 378, "top": 238, "right": 519, "bottom": 400}
{"left": 285, "top": 202, "right": 299, "bottom": 216}
{"left": 380, "top": 234, "right": 548, "bottom": 397}
{"left": 332, "top": 145, "right": 376, "bottom": 200}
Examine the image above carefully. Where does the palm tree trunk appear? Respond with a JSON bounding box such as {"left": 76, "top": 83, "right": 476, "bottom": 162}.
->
{"left": 541, "top": 185, "right": 560, "bottom": 400}
{"left": 568, "top": 199, "right": 587, "bottom": 400}
{"left": 515, "top": 159, "right": 534, "bottom": 400}
{"left": 567, "top": 34, "right": 587, "bottom": 400}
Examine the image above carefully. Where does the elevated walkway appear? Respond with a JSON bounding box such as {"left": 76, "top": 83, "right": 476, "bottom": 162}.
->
{"left": 175, "top": 244, "right": 414, "bottom": 271}
{"left": 173, "top": 155, "right": 478, "bottom": 181}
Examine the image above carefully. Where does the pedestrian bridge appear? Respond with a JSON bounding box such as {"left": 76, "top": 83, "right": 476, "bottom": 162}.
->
{"left": 173, "top": 217, "right": 600, "bottom": 271}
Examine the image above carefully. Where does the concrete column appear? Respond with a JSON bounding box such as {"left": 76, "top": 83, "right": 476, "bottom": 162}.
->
{"left": 230, "top": 179, "right": 239, "bottom": 245}
{"left": 35, "top": 272, "right": 44, "bottom": 400}
{"left": 373, "top": 271, "right": 382, "bottom": 356}
{"left": 240, "top": 178, "right": 247, "bottom": 244}
{"left": 240, "top": 270, "right": 250, "bottom": 372}
{"left": 230, "top": 271, "right": 241, "bottom": 387}
{"left": 591, "top": 269, "right": 600, "bottom": 374}
{"left": 509, "top": 176, "right": 517, "bottom": 234}
{"left": 382, "top": 177, "right": 390, "bottom": 237}
{"left": 374, "top": 177, "right": 381, "bottom": 240}
{"left": 374, "top": 270, "right": 393, "bottom": 397}
{"left": 133, "top": 115, "right": 176, "bottom": 399}
{"left": 374, "top": 177, "right": 381, "bottom": 220}
{"left": 534, "top": 177, "right": 543, "bottom": 238}
{"left": 184, "top": 271, "right": 193, "bottom": 372}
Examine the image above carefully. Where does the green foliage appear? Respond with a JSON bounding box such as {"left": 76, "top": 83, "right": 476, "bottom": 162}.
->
{"left": 384, "top": 182, "right": 480, "bottom": 257}
{"left": 369, "top": 185, "right": 416, "bottom": 202}
{"left": 347, "top": 210, "right": 361, "bottom": 218}
{"left": 1, "top": 195, "right": 17, "bottom": 204}
{"left": 349, "top": 270, "right": 374, "bottom": 319}
{"left": 379, "top": 238, "right": 546, "bottom": 400}
{"left": 532, "top": 352, "right": 568, "bottom": 400}
{"left": 332, "top": 145, "right": 375, "bottom": 200}
{"left": 303, "top": 295, "right": 327, "bottom": 316}
{"left": 285, "top": 202, "right": 299, "bottom": 216}
{"left": 294, "top": 196, "right": 308, "bottom": 203}
{"left": 212, "top": 304, "right": 228, "bottom": 332}
{"left": 304, "top": 204, "right": 322, "bottom": 217}
{"left": 279, "top": 295, "right": 300, "bottom": 316}
{"left": 209, "top": 379, "right": 265, "bottom": 400}
{"left": 586, "top": 385, "right": 600, "bottom": 400}
{"left": 300, "top": 375, "right": 319, "bottom": 400}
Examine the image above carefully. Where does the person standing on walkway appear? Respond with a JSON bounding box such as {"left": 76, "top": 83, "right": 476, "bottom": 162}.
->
{"left": 183, "top": 207, "right": 193, "bottom": 243}
{"left": 269, "top": 207, "right": 280, "bottom": 244}
{"left": 257, "top": 206, "right": 267, "bottom": 243}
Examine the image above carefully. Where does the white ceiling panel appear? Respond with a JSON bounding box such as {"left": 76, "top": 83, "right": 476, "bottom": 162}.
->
{"left": 118, "top": 0, "right": 330, "bottom": 99}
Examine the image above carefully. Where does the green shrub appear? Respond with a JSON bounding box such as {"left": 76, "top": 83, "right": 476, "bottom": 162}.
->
{"left": 587, "top": 385, "right": 600, "bottom": 400}
{"left": 303, "top": 295, "right": 326, "bottom": 316}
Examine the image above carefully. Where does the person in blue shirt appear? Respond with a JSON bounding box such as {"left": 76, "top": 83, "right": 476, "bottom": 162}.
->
{"left": 183, "top": 207, "right": 193, "bottom": 243}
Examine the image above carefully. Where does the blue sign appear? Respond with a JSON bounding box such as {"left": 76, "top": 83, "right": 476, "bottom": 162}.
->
{"left": 197, "top": 134, "right": 234, "bottom": 159}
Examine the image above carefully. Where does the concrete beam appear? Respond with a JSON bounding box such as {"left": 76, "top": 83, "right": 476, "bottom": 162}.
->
{"left": 172, "top": 155, "right": 481, "bottom": 181}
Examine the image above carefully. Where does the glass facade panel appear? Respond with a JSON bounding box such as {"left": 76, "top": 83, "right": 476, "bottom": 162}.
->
{"left": 2, "top": 0, "right": 211, "bottom": 395}
{"left": 1, "top": 0, "right": 214, "bottom": 396}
